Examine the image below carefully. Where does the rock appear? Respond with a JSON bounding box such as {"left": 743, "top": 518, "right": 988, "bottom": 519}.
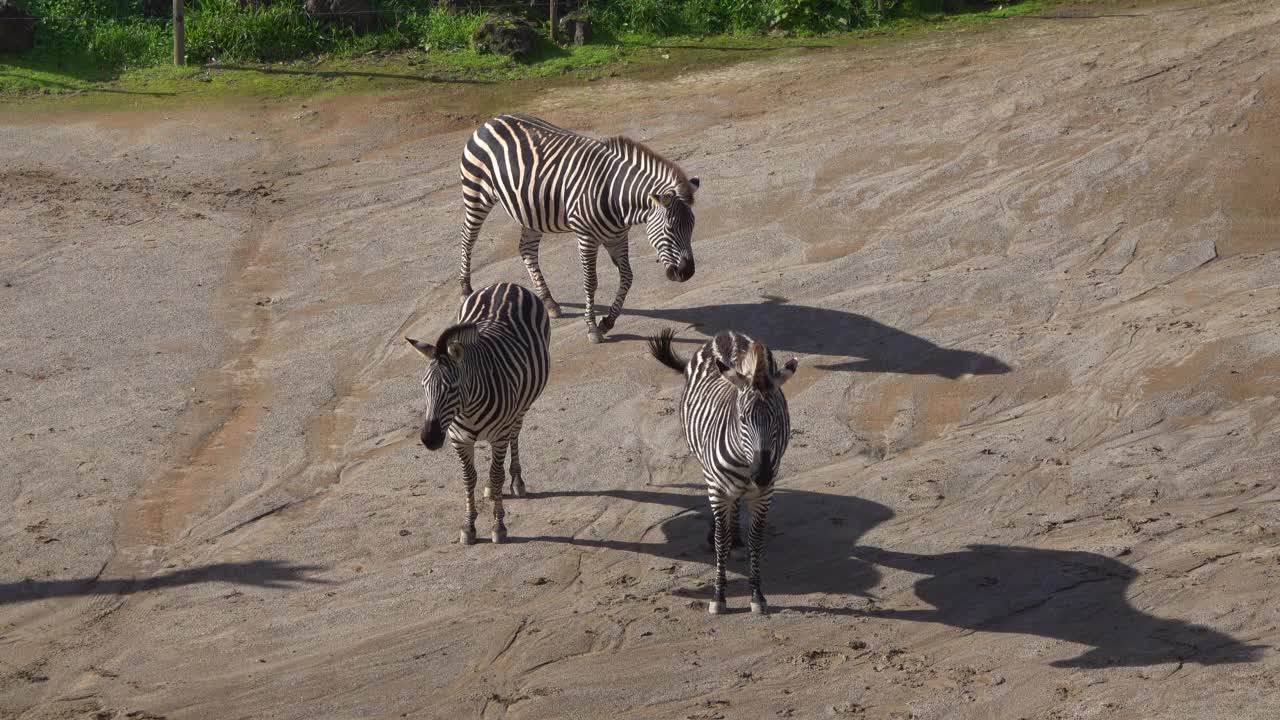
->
{"left": 305, "top": 0, "right": 380, "bottom": 35}
{"left": 472, "top": 15, "right": 536, "bottom": 59}
{"left": 559, "top": 11, "right": 592, "bottom": 46}
{"left": 0, "top": 2, "right": 35, "bottom": 56}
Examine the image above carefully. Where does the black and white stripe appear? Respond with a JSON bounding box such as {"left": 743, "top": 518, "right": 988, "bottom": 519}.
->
{"left": 407, "top": 283, "right": 551, "bottom": 545}
{"left": 648, "top": 328, "right": 798, "bottom": 614}
{"left": 457, "top": 114, "right": 699, "bottom": 344}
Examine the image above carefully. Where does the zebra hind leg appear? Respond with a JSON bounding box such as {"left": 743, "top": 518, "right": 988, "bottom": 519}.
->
{"left": 519, "top": 228, "right": 561, "bottom": 319}
{"left": 455, "top": 441, "right": 479, "bottom": 545}
{"left": 507, "top": 420, "right": 527, "bottom": 497}
{"left": 488, "top": 441, "right": 510, "bottom": 543}
{"left": 458, "top": 195, "right": 493, "bottom": 298}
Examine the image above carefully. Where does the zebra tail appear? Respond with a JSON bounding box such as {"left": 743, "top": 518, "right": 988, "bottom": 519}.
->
{"left": 647, "top": 328, "right": 686, "bottom": 374}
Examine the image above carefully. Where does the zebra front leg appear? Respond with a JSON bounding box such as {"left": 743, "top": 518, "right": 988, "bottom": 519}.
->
{"left": 519, "top": 227, "right": 561, "bottom": 318}
{"left": 577, "top": 236, "right": 603, "bottom": 343}
{"left": 457, "top": 196, "right": 493, "bottom": 298}
{"left": 508, "top": 417, "right": 527, "bottom": 498}
{"left": 706, "top": 497, "right": 744, "bottom": 550}
{"left": 729, "top": 498, "right": 745, "bottom": 549}
{"left": 747, "top": 496, "right": 772, "bottom": 614}
{"left": 488, "top": 441, "right": 510, "bottom": 543}
{"left": 455, "top": 441, "right": 479, "bottom": 545}
{"left": 596, "top": 237, "right": 632, "bottom": 337}
{"left": 710, "top": 501, "right": 732, "bottom": 615}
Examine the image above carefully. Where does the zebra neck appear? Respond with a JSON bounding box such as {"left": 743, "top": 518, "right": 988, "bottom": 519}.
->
{"left": 608, "top": 164, "right": 683, "bottom": 226}
{"left": 455, "top": 343, "right": 497, "bottom": 415}
{"left": 722, "top": 408, "right": 756, "bottom": 468}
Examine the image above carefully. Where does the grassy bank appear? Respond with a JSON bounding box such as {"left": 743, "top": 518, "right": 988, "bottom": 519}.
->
{"left": 0, "top": 0, "right": 1099, "bottom": 101}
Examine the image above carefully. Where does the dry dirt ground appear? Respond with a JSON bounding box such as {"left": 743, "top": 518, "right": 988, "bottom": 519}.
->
{"left": 2, "top": 1, "right": 1279, "bottom": 718}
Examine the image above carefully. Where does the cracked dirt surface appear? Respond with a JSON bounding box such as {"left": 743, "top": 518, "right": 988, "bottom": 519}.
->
{"left": 2, "top": 1, "right": 1279, "bottom": 718}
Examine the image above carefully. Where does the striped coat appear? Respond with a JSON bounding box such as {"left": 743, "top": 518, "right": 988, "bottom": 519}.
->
{"left": 456, "top": 114, "right": 699, "bottom": 343}
{"left": 649, "top": 329, "right": 798, "bottom": 614}
{"left": 407, "top": 283, "right": 551, "bottom": 545}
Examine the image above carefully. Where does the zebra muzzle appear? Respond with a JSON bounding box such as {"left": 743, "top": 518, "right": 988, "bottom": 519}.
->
{"left": 752, "top": 450, "right": 774, "bottom": 487}
{"left": 667, "top": 257, "right": 695, "bottom": 282}
{"left": 421, "top": 421, "right": 445, "bottom": 450}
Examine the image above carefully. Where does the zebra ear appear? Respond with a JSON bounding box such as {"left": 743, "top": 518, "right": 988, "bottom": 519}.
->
{"left": 406, "top": 337, "right": 436, "bottom": 359}
{"left": 774, "top": 358, "right": 799, "bottom": 386}
{"left": 648, "top": 192, "right": 674, "bottom": 209}
{"left": 716, "top": 359, "right": 749, "bottom": 389}
{"left": 436, "top": 323, "right": 479, "bottom": 362}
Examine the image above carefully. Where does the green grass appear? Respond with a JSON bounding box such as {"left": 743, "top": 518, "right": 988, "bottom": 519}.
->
{"left": 0, "top": 0, "right": 1123, "bottom": 104}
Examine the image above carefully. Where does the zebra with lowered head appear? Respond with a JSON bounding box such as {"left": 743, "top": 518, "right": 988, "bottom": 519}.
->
{"left": 406, "top": 283, "right": 551, "bottom": 545}
{"left": 457, "top": 114, "right": 699, "bottom": 344}
{"left": 648, "top": 328, "right": 798, "bottom": 614}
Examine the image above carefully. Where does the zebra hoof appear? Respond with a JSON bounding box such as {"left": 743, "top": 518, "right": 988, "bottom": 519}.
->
{"left": 511, "top": 483, "right": 526, "bottom": 498}
{"left": 750, "top": 600, "right": 769, "bottom": 615}
{"left": 597, "top": 316, "right": 615, "bottom": 335}
{"left": 543, "top": 298, "right": 562, "bottom": 318}
{"left": 460, "top": 528, "right": 476, "bottom": 545}
{"left": 492, "top": 527, "right": 508, "bottom": 544}
{"left": 588, "top": 329, "right": 604, "bottom": 344}
{"left": 708, "top": 600, "right": 727, "bottom": 615}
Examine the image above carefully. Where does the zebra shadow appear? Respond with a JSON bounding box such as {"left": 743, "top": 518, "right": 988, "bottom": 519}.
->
{"left": 851, "top": 544, "right": 1266, "bottom": 668}
{"left": 524, "top": 486, "right": 894, "bottom": 613}
{"left": 0, "top": 560, "right": 330, "bottom": 607}
{"left": 562, "top": 295, "right": 1011, "bottom": 379}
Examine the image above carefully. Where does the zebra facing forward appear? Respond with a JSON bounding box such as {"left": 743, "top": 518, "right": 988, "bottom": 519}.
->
{"left": 406, "top": 283, "right": 550, "bottom": 545}
{"left": 649, "top": 329, "right": 798, "bottom": 615}
{"left": 457, "top": 114, "right": 699, "bottom": 344}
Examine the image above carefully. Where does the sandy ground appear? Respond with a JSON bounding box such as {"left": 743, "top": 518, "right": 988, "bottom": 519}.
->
{"left": 2, "top": 1, "right": 1279, "bottom": 718}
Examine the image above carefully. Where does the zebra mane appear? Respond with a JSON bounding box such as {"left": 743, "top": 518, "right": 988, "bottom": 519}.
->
{"left": 712, "top": 331, "right": 775, "bottom": 391}
{"left": 602, "top": 135, "right": 695, "bottom": 204}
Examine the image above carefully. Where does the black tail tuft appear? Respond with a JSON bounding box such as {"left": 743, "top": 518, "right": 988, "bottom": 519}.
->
{"left": 647, "top": 328, "right": 686, "bottom": 374}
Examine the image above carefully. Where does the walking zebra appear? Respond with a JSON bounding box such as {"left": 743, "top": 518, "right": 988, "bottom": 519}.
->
{"left": 406, "top": 283, "right": 551, "bottom": 545}
{"left": 457, "top": 114, "right": 699, "bottom": 344}
{"left": 648, "top": 328, "right": 798, "bottom": 614}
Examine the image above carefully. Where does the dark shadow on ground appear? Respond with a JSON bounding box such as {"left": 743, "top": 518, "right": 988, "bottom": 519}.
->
{"left": 0, "top": 560, "right": 329, "bottom": 606}
{"left": 523, "top": 486, "right": 894, "bottom": 613}
{"left": 853, "top": 544, "right": 1266, "bottom": 668}
{"left": 1029, "top": 13, "right": 1146, "bottom": 19}
{"left": 207, "top": 64, "right": 493, "bottom": 84}
{"left": 0, "top": 73, "right": 176, "bottom": 96}
{"left": 563, "top": 295, "right": 1011, "bottom": 378}
{"left": 643, "top": 43, "right": 834, "bottom": 51}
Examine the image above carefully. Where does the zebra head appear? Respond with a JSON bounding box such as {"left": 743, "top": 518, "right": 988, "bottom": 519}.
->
{"left": 646, "top": 177, "right": 699, "bottom": 282}
{"left": 406, "top": 324, "right": 479, "bottom": 450}
{"left": 717, "top": 341, "right": 798, "bottom": 486}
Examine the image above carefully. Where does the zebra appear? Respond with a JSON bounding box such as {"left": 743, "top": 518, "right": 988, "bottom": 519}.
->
{"left": 457, "top": 114, "right": 699, "bottom": 344}
{"left": 648, "top": 328, "right": 798, "bottom": 615}
{"left": 406, "top": 282, "right": 551, "bottom": 545}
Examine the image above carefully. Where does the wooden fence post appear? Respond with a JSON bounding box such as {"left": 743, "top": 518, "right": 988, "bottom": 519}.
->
{"left": 173, "top": 0, "right": 185, "bottom": 66}
{"left": 549, "top": 0, "right": 559, "bottom": 42}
